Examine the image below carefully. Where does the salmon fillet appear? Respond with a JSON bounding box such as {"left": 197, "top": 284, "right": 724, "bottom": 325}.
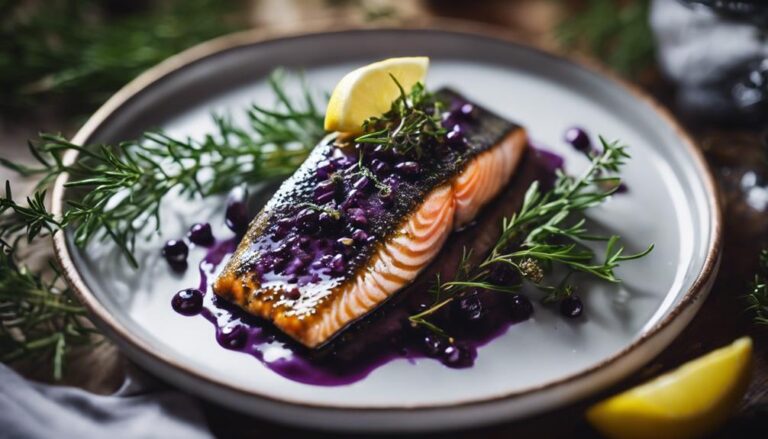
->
{"left": 214, "top": 89, "right": 527, "bottom": 348}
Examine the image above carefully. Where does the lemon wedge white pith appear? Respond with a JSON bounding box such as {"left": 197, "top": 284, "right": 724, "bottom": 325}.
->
{"left": 324, "top": 57, "right": 429, "bottom": 134}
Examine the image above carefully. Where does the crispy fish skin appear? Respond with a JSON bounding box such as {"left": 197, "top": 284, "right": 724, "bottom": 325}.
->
{"left": 214, "top": 93, "right": 527, "bottom": 349}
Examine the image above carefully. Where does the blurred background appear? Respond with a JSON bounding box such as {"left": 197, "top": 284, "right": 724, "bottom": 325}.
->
{"left": 1, "top": 0, "right": 765, "bottom": 129}
{"left": 1, "top": 0, "right": 767, "bottom": 437}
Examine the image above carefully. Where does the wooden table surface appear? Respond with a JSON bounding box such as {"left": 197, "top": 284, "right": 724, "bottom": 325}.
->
{"left": 2, "top": 1, "right": 767, "bottom": 437}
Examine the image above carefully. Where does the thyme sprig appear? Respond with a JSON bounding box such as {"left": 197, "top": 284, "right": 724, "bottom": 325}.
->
{"left": 1, "top": 71, "right": 325, "bottom": 268}
{"left": 354, "top": 76, "right": 447, "bottom": 158}
{"left": 747, "top": 249, "right": 768, "bottom": 325}
{"left": 410, "top": 137, "right": 654, "bottom": 334}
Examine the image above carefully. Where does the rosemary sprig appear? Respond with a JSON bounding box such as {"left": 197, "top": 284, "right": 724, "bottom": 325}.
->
{"left": 1, "top": 69, "right": 326, "bottom": 378}
{"left": 0, "top": 237, "right": 97, "bottom": 380}
{"left": 410, "top": 137, "right": 654, "bottom": 333}
{"left": 747, "top": 249, "right": 768, "bottom": 325}
{"left": 355, "top": 77, "right": 447, "bottom": 158}
{"left": 0, "top": 70, "right": 325, "bottom": 268}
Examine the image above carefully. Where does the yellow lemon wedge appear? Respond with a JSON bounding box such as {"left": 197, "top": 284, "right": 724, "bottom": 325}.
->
{"left": 587, "top": 337, "right": 753, "bottom": 439}
{"left": 324, "top": 56, "right": 429, "bottom": 134}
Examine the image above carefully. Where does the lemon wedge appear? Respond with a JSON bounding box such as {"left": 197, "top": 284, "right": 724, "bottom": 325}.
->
{"left": 324, "top": 57, "right": 429, "bottom": 134}
{"left": 587, "top": 337, "right": 753, "bottom": 439}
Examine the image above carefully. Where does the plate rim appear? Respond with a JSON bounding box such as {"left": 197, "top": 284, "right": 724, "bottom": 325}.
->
{"left": 51, "top": 19, "right": 722, "bottom": 412}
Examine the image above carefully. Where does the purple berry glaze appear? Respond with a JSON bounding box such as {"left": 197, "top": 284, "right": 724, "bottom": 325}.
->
{"left": 170, "top": 109, "right": 569, "bottom": 386}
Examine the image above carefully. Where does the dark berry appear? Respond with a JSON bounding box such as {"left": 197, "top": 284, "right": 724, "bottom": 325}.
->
{"left": 217, "top": 324, "right": 247, "bottom": 350}
{"left": 284, "top": 259, "right": 307, "bottom": 276}
{"left": 318, "top": 212, "right": 340, "bottom": 234}
{"left": 353, "top": 176, "right": 371, "bottom": 191}
{"left": 379, "top": 190, "right": 394, "bottom": 207}
{"left": 422, "top": 333, "right": 448, "bottom": 358}
{"left": 488, "top": 263, "right": 520, "bottom": 286}
{"left": 225, "top": 201, "right": 249, "bottom": 234}
{"left": 560, "top": 295, "right": 583, "bottom": 318}
{"left": 271, "top": 241, "right": 291, "bottom": 258}
{"left": 271, "top": 253, "right": 290, "bottom": 273}
{"left": 298, "top": 235, "right": 312, "bottom": 249}
{"left": 334, "top": 156, "right": 354, "bottom": 169}
{"left": 351, "top": 229, "right": 369, "bottom": 242}
{"left": 346, "top": 207, "right": 368, "bottom": 227}
{"left": 314, "top": 179, "right": 338, "bottom": 203}
{"left": 188, "top": 223, "right": 214, "bottom": 246}
{"left": 162, "top": 239, "right": 188, "bottom": 264}
{"left": 315, "top": 189, "right": 335, "bottom": 204}
{"left": 459, "top": 103, "right": 475, "bottom": 118}
{"left": 276, "top": 217, "right": 294, "bottom": 228}
{"left": 335, "top": 237, "right": 354, "bottom": 251}
{"left": 171, "top": 288, "right": 203, "bottom": 316}
{"left": 564, "top": 127, "right": 591, "bottom": 153}
{"left": 371, "top": 144, "right": 395, "bottom": 161}
{"left": 442, "top": 343, "right": 474, "bottom": 368}
{"left": 446, "top": 129, "right": 466, "bottom": 148}
{"left": 371, "top": 159, "right": 390, "bottom": 175}
{"left": 395, "top": 161, "right": 420, "bottom": 176}
{"left": 453, "top": 290, "right": 485, "bottom": 323}
{"left": 340, "top": 189, "right": 361, "bottom": 210}
{"left": 330, "top": 253, "right": 346, "bottom": 274}
{"left": 316, "top": 159, "right": 336, "bottom": 179}
{"left": 508, "top": 294, "right": 534, "bottom": 322}
{"left": 296, "top": 208, "right": 319, "bottom": 233}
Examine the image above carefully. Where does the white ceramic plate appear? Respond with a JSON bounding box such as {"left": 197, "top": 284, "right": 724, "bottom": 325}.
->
{"left": 53, "top": 23, "right": 721, "bottom": 432}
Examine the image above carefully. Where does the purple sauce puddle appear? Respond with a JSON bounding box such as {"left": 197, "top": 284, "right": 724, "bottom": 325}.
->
{"left": 191, "top": 238, "right": 522, "bottom": 386}
{"left": 173, "top": 144, "right": 574, "bottom": 386}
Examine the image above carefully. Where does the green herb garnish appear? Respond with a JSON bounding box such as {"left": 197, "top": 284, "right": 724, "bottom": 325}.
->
{"left": 1, "top": 71, "right": 324, "bottom": 268}
{"left": 354, "top": 76, "right": 447, "bottom": 158}
{"left": 747, "top": 249, "right": 768, "bottom": 325}
{"left": 0, "top": 232, "right": 97, "bottom": 380}
{"left": 0, "top": 69, "right": 326, "bottom": 379}
{"left": 410, "top": 137, "right": 654, "bottom": 334}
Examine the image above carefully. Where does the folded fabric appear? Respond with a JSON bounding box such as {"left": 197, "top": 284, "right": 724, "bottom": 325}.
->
{"left": 0, "top": 364, "right": 212, "bottom": 439}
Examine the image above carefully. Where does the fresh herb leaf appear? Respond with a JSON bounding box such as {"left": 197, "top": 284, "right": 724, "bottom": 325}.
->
{"left": 410, "top": 137, "right": 654, "bottom": 334}
{"left": 355, "top": 77, "right": 447, "bottom": 158}
{"left": 1, "top": 71, "right": 326, "bottom": 268}
{"left": 747, "top": 249, "right": 768, "bottom": 325}
{"left": 0, "top": 69, "right": 327, "bottom": 378}
{"left": 0, "top": 238, "right": 97, "bottom": 380}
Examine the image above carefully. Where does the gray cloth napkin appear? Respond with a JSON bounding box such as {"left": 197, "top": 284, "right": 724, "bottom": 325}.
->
{"left": 0, "top": 364, "right": 213, "bottom": 439}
